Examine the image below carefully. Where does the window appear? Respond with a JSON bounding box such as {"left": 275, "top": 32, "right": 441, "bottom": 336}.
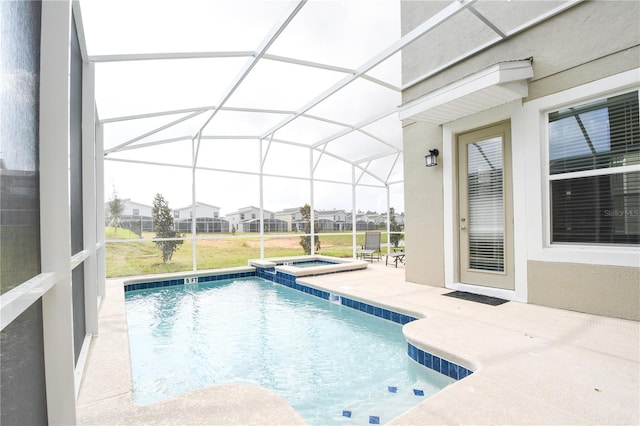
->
{"left": 133, "top": 208, "right": 139, "bottom": 215}
{"left": 174, "top": 211, "right": 179, "bottom": 219}
{"left": 548, "top": 91, "right": 639, "bottom": 245}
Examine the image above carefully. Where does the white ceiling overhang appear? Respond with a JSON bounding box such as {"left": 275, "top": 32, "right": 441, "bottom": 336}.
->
{"left": 398, "top": 60, "right": 533, "bottom": 125}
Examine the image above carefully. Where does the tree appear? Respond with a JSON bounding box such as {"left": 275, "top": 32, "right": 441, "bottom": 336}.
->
{"left": 152, "top": 193, "right": 183, "bottom": 263}
{"left": 299, "top": 203, "right": 320, "bottom": 254}
{"left": 108, "top": 188, "right": 124, "bottom": 231}
{"left": 389, "top": 207, "right": 402, "bottom": 248}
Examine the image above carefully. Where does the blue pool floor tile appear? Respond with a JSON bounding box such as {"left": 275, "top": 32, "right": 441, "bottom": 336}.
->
{"left": 342, "top": 410, "right": 352, "bottom": 418}
{"left": 413, "top": 389, "right": 424, "bottom": 396}
{"left": 388, "top": 386, "right": 398, "bottom": 393}
{"left": 369, "top": 415, "right": 380, "bottom": 424}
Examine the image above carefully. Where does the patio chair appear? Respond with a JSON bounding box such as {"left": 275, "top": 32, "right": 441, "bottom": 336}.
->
{"left": 358, "top": 231, "right": 381, "bottom": 262}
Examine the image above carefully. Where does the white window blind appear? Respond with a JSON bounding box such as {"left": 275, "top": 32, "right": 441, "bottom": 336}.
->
{"left": 467, "top": 137, "right": 505, "bottom": 272}
{"left": 548, "top": 91, "right": 639, "bottom": 245}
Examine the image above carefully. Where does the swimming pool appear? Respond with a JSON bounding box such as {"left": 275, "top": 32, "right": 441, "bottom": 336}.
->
{"left": 125, "top": 277, "right": 455, "bottom": 424}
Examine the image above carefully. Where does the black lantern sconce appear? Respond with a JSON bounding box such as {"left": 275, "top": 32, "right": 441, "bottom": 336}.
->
{"left": 425, "top": 149, "right": 439, "bottom": 167}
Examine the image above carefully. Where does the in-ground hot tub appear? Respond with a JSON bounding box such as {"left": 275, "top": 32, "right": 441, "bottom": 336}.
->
{"left": 249, "top": 255, "right": 368, "bottom": 277}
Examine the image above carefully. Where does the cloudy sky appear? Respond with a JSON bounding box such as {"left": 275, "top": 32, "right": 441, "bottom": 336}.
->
{"left": 81, "top": 0, "right": 405, "bottom": 215}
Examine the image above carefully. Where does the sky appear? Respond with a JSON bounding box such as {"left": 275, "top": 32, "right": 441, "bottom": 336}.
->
{"left": 81, "top": 0, "right": 405, "bottom": 215}
{"left": 103, "top": 157, "right": 405, "bottom": 215}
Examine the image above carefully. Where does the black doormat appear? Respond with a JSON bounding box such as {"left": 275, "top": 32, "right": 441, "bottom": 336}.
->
{"left": 443, "top": 291, "right": 508, "bottom": 306}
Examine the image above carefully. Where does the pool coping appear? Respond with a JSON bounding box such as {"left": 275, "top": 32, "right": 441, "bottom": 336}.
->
{"left": 77, "top": 263, "right": 640, "bottom": 425}
{"left": 299, "top": 265, "right": 639, "bottom": 425}
{"left": 249, "top": 254, "right": 369, "bottom": 277}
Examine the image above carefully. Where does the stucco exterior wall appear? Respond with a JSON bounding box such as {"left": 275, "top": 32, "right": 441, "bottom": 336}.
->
{"left": 400, "top": 0, "right": 640, "bottom": 320}
{"left": 175, "top": 204, "right": 220, "bottom": 219}
{"left": 402, "top": 122, "right": 445, "bottom": 286}
{"left": 121, "top": 201, "right": 152, "bottom": 217}
{"left": 528, "top": 261, "right": 640, "bottom": 321}
{"left": 401, "top": 1, "right": 639, "bottom": 103}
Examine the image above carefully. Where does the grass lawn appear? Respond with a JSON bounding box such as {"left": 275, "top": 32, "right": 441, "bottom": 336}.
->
{"left": 105, "top": 228, "right": 395, "bottom": 278}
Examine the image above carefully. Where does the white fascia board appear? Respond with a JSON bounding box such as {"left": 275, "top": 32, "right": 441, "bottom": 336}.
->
{"left": 399, "top": 60, "right": 533, "bottom": 123}
{"left": 89, "top": 51, "right": 254, "bottom": 63}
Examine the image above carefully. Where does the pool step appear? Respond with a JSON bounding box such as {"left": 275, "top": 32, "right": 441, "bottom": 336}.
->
{"left": 340, "top": 385, "right": 427, "bottom": 424}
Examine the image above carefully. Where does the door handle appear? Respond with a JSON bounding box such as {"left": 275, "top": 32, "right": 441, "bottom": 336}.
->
{"left": 460, "top": 217, "right": 466, "bottom": 230}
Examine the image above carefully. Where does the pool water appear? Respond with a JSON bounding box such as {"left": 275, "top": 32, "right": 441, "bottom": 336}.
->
{"left": 125, "top": 278, "right": 453, "bottom": 425}
{"left": 285, "top": 260, "right": 336, "bottom": 268}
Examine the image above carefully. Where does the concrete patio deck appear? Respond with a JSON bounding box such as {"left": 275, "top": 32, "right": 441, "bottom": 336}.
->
{"left": 77, "top": 261, "right": 639, "bottom": 425}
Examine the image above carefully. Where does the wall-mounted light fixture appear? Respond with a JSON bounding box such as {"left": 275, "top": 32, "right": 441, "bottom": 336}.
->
{"left": 425, "top": 149, "right": 439, "bottom": 167}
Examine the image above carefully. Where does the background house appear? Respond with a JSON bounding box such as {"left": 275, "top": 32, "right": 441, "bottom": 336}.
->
{"left": 105, "top": 200, "right": 230, "bottom": 234}
{"left": 345, "top": 212, "right": 376, "bottom": 231}
{"left": 242, "top": 218, "right": 288, "bottom": 232}
{"left": 274, "top": 207, "right": 305, "bottom": 232}
{"left": 173, "top": 202, "right": 229, "bottom": 233}
{"left": 225, "top": 206, "right": 274, "bottom": 232}
{"left": 316, "top": 209, "right": 348, "bottom": 231}
{"left": 104, "top": 199, "right": 154, "bottom": 234}
{"left": 382, "top": 212, "right": 404, "bottom": 229}
{"left": 371, "top": 212, "right": 405, "bottom": 231}
{"left": 173, "top": 202, "right": 220, "bottom": 220}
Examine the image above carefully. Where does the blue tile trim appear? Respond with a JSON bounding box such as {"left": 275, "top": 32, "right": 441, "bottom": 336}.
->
{"left": 255, "top": 266, "right": 331, "bottom": 300}
{"left": 340, "top": 296, "right": 417, "bottom": 325}
{"left": 124, "top": 271, "right": 256, "bottom": 292}
{"left": 256, "top": 266, "right": 417, "bottom": 325}
{"left": 407, "top": 342, "right": 473, "bottom": 381}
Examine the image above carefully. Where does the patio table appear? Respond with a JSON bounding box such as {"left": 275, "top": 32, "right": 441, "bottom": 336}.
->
{"left": 386, "top": 252, "right": 405, "bottom": 268}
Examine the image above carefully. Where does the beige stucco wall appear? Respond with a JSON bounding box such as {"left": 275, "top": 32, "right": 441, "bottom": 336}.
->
{"left": 402, "top": 121, "right": 445, "bottom": 287}
{"left": 401, "top": 1, "right": 640, "bottom": 103}
{"left": 400, "top": 1, "right": 640, "bottom": 319}
{"left": 528, "top": 261, "right": 640, "bottom": 321}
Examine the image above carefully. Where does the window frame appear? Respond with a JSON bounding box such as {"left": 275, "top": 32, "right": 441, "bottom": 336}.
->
{"left": 510, "top": 69, "right": 640, "bottom": 269}
{"left": 544, "top": 90, "right": 639, "bottom": 246}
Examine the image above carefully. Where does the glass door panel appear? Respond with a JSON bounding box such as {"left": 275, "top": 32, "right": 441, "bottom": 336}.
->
{"left": 467, "top": 137, "right": 505, "bottom": 272}
{"left": 458, "top": 122, "right": 514, "bottom": 290}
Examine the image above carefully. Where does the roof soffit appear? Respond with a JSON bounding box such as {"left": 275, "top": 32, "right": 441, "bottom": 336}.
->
{"left": 398, "top": 60, "right": 533, "bottom": 124}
